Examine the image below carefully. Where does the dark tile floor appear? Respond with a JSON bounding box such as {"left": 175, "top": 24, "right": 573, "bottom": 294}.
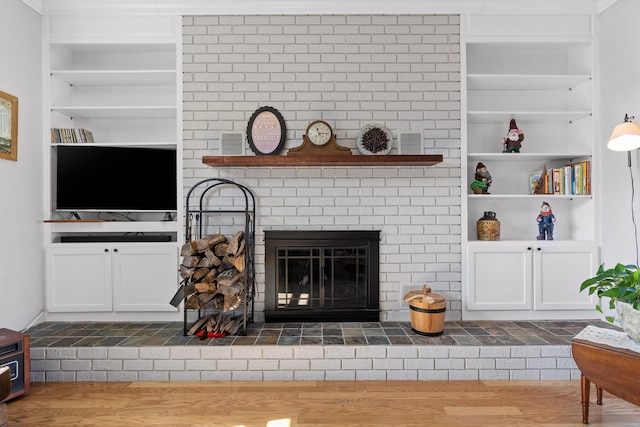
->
{"left": 24, "top": 319, "right": 616, "bottom": 347}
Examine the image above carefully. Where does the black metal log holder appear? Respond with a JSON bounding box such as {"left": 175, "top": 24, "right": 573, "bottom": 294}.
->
{"left": 180, "top": 178, "right": 256, "bottom": 337}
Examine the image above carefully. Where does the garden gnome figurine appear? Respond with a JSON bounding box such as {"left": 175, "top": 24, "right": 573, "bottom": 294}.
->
{"left": 473, "top": 162, "right": 492, "bottom": 194}
{"left": 502, "top": 119, "right": 524, "bottom": 153}
{"left": 536, "top": 201, "right": 556, "bottom": 240}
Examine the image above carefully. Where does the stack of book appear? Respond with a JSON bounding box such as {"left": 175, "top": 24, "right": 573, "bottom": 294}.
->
{"left": 530, "top": 160, "right": 590, "bottom": 195}
{"left": 51, "top": 128, "right": 94, "bottom": 144}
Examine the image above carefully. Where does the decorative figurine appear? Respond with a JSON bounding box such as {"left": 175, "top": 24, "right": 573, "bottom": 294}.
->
{"left": 502, "top": 119, "right": 524, "bottom": 153}
{"left": 536, "top": 201, "right": 556, "bottom": 240}
{"left": 470, "top": 162, "right": 492, "bottom": 194}
{"left": 477, "top": 211, "right": 500, "bottom": 241}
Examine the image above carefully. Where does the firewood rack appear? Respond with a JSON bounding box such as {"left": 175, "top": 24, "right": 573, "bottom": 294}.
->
{"left": 181, "top": 178, "right": 256, "bottom": 337}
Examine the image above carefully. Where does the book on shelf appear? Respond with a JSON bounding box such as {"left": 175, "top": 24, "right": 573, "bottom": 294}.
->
{"left": 51, "top": 128, "right": 95, "bottom": 144}
{"left": 529, "top": 160, "right": 590, "bottom": 196}
{"left": 552, "top": 168, "right": 562, "bottom": 194}
{"left": 529, "top": 169, "right": 545, "bottom": 194}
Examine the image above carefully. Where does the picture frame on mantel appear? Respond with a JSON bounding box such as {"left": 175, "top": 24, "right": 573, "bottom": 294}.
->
{"left": 246, "top": 106, "right": 286, "bottom": 156}
{"left": 0, "top": 90, "right": 18, "bottom": 161}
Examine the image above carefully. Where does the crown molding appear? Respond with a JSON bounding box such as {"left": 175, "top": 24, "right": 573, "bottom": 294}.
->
{"left": 597, "top": 0, "right": 619, "bottom": 13}
{"left": 25, "top": 0, "right": 602, "bottom": 16}
{"left": 31, "top": 0, "right": 481, "bottom": 15}
{"left": 20, "top": 0, "right": 42, "bottom": 14}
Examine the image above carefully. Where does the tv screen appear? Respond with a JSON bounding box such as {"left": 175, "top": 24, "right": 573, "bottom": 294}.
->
{"left": 56, "top": 145, "right": 177, "bottom": 212}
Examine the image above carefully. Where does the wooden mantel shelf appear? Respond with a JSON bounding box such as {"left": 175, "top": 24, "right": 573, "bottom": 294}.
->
{"left": 202, "top": 154, "right": 443, "bottom": 167}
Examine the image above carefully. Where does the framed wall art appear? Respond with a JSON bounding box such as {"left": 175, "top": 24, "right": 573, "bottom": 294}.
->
{"left": 246, "top": 106, "right": 286, "bottom": 155}
{"left": 0, "top": 90, "right": 18, "bottom": 161}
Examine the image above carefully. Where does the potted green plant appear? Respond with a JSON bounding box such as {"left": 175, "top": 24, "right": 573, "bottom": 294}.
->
{"left": 580, "top": 263, "right": 640, "bottom": 342}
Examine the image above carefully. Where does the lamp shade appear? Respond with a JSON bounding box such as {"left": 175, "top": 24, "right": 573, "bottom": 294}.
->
{"left": 608, "top": 120, "right": 640, "bottom": 151}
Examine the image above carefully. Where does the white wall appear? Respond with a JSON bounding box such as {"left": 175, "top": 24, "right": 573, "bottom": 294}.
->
{"left": 0, "top": 0, "right": 44, "bottom": 331}
{"left": 599, "top": 0, "right": 640, "bottom": 267}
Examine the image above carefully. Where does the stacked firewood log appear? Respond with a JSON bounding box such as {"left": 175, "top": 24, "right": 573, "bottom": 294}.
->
{"left": 180, "top": 231, "right": 246, "bottom": 336}
{"left": 186, "top": 312, "right": 244, "bottom": 337}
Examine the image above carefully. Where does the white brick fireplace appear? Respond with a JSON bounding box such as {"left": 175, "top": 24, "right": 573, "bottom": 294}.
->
{"left": 182, "top": 14, "right": 461, "bottom": 323}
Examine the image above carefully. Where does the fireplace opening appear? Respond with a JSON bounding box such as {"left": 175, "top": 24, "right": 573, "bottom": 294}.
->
{"left": 264, "top": 230, "right": 380, "bottom": 322}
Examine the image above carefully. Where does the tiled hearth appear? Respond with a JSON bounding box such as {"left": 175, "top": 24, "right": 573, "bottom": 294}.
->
{"left": 26, "top": 320, "right": 616, "bottom": 383}
{"left": 27, "top": 320, "right": 609, "bottom": 347}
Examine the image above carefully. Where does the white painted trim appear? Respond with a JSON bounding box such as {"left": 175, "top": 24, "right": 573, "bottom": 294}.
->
{"left": 597, "top": 0, "right": 619, "bottom": 14}
{"left": 35, "top": 0, "right": 479, "bottom": 15}
{"left": 20, "top": 0, "right": 42, "bottom": 14}
{"left": 31, "top": 0, "right": 599, "bottom": 16}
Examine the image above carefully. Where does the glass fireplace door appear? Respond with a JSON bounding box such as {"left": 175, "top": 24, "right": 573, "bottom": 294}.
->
{"left": 276, "top": 247, "right": 368, "bottom": 311}
{"left": 264, "top": 230, "right": 380, "bottom": 322}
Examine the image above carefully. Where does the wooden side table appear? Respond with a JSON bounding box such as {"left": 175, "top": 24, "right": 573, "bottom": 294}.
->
{"left": 572, "top": 326, "right": 640, "bottom": 424}
{"left": 0, "top": 329, "right": 30, "bottom": 401}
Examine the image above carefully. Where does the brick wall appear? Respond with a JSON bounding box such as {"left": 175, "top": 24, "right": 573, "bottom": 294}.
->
{"left": 31, "top": 345, "right": 578, "bottom": 382}
{"left": 182, "top": 14, "right": 461, "bottom": 322}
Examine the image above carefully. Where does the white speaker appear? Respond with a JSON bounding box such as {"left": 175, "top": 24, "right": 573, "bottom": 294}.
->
{"left": 397, "top": 131, "right": 424, "bottom": 155}
{"left": 219, "top": 132, "right": 245, "bottom": 156}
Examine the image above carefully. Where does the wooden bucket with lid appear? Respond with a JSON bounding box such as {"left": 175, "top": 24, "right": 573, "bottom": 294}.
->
{"left": 403, "top": 285, "right": 446, "bottom": 336}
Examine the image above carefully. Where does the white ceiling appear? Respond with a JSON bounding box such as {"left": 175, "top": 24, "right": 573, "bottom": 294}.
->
{"left": 21, "top": 0, "right": 618, "bottom": 16}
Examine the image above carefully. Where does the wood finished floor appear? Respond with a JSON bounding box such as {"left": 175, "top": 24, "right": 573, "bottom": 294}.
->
{"left": 6, "top": 380, "right": 640, "bottom": 426}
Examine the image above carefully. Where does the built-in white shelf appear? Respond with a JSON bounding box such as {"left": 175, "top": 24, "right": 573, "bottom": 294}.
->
{"left": 51, "top": 70, "right": 176, "bottom": 86}
{"left": 467, "top": 111, "right": 592, "bottom": 123}
{"left": 467, "top": 74, "right": 591, "bottom": 90}
{"left": 46, "top": 220, "right": 179, "bottom": 234}
{"left": 467, "top": 194, "right": 592, "bottom": 199}
{"left": 51, "top": 106, "right": 176, "bottom": 119}
{"left": 51, "top": 142, "right": 177, "bottom": 148}
{"left": 467, "top": 152, "right": 591, "bottom": 161}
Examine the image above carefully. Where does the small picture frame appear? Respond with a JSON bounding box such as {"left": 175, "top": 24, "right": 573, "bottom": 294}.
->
{"left": 0, "top": 90, "right": 18, "bottom": 161}
{"left": 246, "top": 106, "right": 286, "bottom": 155}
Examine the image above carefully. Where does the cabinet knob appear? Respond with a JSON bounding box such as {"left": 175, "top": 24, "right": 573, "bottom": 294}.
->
{"left": 527, "top": 247, "right": 532, "bottom": 251}
{"left": 114, "top": 248, "right": 118, "bottom": 253}
{"left": 537, "top": 247, "right": 542, "bottom": 251}
{"left": 104, "top": 248, "right": 109, "bottom": 252}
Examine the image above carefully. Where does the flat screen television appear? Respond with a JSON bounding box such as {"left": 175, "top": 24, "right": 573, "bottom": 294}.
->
{"left": 56, "top": 145, "right": 177, "bottom": 212}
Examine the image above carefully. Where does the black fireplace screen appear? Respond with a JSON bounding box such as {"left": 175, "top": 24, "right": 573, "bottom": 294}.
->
{"left": 265, "top": 230, "right": 380, "bottom": 322}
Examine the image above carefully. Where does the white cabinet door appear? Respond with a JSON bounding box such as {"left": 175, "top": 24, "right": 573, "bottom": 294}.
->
{"left": 466, "top": 242, "right": 533, "bottom": 310}
{"left": 112, "top": 245, "right": 179, "bottom": 312}
{"left": 46, "top": 244, "right": 179, "bottom": 313}
{"left": 45, "top": 247, "right": 112, "bottom": 312}
{"left": 466, "top": 241, "right": 598, "bottom": 313}
{"left": 534, "top": 242, "right": 597, "bottom": 310}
